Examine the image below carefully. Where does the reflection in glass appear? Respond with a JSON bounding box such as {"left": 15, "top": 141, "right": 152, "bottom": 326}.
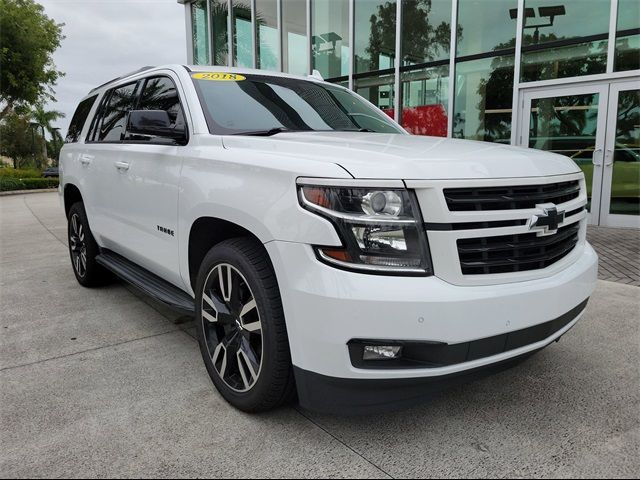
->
{"left": 522, "top": 0, "right": 610, "bottom": 47}
{"left": 520, "top": 0, "right": 609, "bottom": 82}
{"left": 456, "top": 0, "right": 517, "bottom": 57}
{"left": 312, "top": 0, "right": 350, "bottom": 78}
{"left": 256, "top": 0, "right": 279, "bottom": 71}
{"left": 400, "top": 66, "right": 449, "bottom": 136}
{"left": 211, "top": 0, "right": 229, "bottom": 65}
{"left": 191, "top": 0, "right": 210, "bottom": 65}
{"left": 355, "top": 0, "right": 397, "bottom": 74}
{"left": 527, "top": 94, "right": 599, "bottom": 209}
{"left": 615, "top": 35, "right": 640, "bottom": 72}
{"left": 521, "top": 40, "right": 608, "bottom": 82}
{"left": 354, "top": 73, "right": 396, "bottom": 116}
{"left": 282, "top": 0, "right": 308, "bottom": 75}
{"left": 615, "top": 0, "right": 640, "bottom": 72}
{"left": 610, "top": 89, "right": 640, "bottom": 216}
{"left": 233, "top": 1, "right": 253, "bottom": 67}
{"left": 401, "top": 0, "right": 452, "bottom": 65}
{"left": 453, "top": 56, "right": 514, "bottom": 143}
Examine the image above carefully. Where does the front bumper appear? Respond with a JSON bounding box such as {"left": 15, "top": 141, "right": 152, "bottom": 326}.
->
{"left": 265, "top": 240, "right": 598, "bottom": 412}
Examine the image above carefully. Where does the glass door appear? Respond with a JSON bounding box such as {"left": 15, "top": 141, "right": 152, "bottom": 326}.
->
{"left": 600, "top": 81, "right": 640, "bottom": 228}
{"left": 521, "top": 84, "right": 609, "bottom": 225}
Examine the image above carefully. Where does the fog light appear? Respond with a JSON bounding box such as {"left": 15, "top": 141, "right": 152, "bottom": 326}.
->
{"left": 363, "top": 345, "right": 402, "bottom": 361}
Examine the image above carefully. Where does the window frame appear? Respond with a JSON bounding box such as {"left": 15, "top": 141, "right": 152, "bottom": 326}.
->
{"left": 86, "top": 80, "right": 141, "bottom": 144}
{"left": 125, "top": 75, "right": 190, "bottom": 146}
{"left": 85, "top": 74, "right": 190, "bottom": 146}
{"left": 65, "top": 94, "right": 99, "bottom": 144}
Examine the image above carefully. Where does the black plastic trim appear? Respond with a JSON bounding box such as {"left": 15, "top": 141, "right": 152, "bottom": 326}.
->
{"left": 96, "top": 250, "right": 195, "bottom": 314}
{"left": 347, "top": 299, "right": 587, "bottom": 370}
{"left": 425, "top": 219, "right": 527, "bottom": 231}
{"left": 295, "top": 348, "right": 543, "bottom": 415}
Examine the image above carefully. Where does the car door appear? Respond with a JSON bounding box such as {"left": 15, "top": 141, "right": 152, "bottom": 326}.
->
{"left": 106, "top": 74, "right": 189, "bottom": 288}
{"left": 82, "top": 81, "right": 141, "bottom": 246}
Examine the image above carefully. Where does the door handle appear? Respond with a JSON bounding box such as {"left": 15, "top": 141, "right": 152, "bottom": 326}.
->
{"left": 114, "top": 161, "right": 130, "bottom": 171}
{"left": 80, "top": 154, "right": 93, "bottom": 166}
{"left": 591, "top": 148, "right": 603, "bottom": 166}
{"left": 604, "top": 148, "right": 614, "bottom": 167}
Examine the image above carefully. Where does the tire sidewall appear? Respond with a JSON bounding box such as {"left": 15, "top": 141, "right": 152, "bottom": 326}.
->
{"left": 67, "top": 202, "right": 102, "bottom": 287}
{"left": 195, "top": 242, "right": 283, "bottom": 411}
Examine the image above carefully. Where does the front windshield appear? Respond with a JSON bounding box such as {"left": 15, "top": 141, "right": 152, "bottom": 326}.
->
{"left": 190, "top": 72, "right": 404, "bottom": 135}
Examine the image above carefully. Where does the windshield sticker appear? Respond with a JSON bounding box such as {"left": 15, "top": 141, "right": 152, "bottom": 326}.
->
{"left": 191, "top": 72, "right": 246, "bottom": 81}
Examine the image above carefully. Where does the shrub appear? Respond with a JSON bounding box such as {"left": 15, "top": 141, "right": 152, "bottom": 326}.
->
{"left": 0, "top": 167, "right": 42, "bottom": 179}
{"left": 0, "top": 177, "right": 58, "bottom": 192}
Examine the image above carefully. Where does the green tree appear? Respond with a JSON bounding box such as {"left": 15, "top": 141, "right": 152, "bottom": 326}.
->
{"left": 0, "top": 111, "right": 47, "bottom": 168}
{"left": 28, "top": 103, "right": 65, "bottom": 159}
{"left": 0, "top": 0, "right": 64, "bottom": 120}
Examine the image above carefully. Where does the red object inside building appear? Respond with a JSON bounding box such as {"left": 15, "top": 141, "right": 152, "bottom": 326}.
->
{"left": 383, "top": 104, "right": 448, "bottom": 137}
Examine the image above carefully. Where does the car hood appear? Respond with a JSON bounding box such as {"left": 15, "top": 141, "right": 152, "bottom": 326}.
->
{"left": 222, "top": 132, "right": 581, "bottom": 180}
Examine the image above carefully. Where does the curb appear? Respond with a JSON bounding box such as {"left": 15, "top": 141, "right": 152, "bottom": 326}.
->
{"left": 0, "top": 188, "right": 58, "bottom": 197}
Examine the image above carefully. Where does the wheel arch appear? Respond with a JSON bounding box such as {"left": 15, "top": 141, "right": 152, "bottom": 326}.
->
{"left": 63, "top": 183, "right": 83, "bottom": 218}
{"left": 187, "top": 216, "right": 272, "bottom": 290}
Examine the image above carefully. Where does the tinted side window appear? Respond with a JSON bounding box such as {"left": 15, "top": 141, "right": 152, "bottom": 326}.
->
{"left": 65, "top": 95, "right": 98, "bottom": 143}
{"left": 98, "top": 82, "right": 138, "bottom": 142}
{"left": 136, "top": 77, "right": 186, "bottom": 131}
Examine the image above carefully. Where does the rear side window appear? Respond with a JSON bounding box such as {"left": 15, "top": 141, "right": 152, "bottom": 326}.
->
{"left": 65, "top": 95, "right": 98, "bottom": 143}
{"left": 96, "top": 82, "right": 138, "bottom": 142}
{"left": 136, "top": 76, "right": 186, "bottom": 131}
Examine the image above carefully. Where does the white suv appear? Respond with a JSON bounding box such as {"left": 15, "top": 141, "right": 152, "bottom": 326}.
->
{"left": 60, "top": 65, "right": 598, "bottom": 414}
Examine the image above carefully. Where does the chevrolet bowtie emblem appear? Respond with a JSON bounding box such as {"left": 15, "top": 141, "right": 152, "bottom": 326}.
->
{"left": 529, "top": 203, "right": 565, "bottom": 236}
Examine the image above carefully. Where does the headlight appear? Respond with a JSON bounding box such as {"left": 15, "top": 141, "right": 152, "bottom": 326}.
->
{"left": 298, "top": 183, "right": 433, "bottom": 275}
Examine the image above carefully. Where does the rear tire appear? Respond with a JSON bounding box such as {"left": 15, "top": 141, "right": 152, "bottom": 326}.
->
{"left": 195, "top": 237, "right": 295, "bottom": 412}
{"left": 67, "top": 202, "right": 111, "bottom": 287}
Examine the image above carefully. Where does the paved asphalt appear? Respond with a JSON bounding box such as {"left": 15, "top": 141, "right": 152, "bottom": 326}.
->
{"left": 1, "top": 192, "right": 638, "bottom": 478}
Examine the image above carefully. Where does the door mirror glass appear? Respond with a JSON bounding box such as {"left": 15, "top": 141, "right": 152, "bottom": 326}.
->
{"left": 127, "top": 110, "right": 187, "bottom": 144}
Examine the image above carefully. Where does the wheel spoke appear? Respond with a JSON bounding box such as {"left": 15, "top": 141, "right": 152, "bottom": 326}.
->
{"left": 202, "top": 293, "right": 218, "bottom": 322}
{"left": 218, "top": 265, "right": 232, "bottom": 302}
{"left": 78, "top": 224, "right": 84, "bottom": 241}
{"left": 237, "top": 350, "right": 257, "bottom": 390}
{"left": 212, "top": 343, "right": 227, "bottom": 378}
{"left": 71, "top": 215, "right": 78, "bottom": 235}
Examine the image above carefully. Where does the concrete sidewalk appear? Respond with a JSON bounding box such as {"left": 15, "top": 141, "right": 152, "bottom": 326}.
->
{"left": 1, "top": 192, "right": 638, "bottom": 478}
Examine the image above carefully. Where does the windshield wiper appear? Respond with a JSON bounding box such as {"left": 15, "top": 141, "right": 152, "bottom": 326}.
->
{"left": 233, "top": 127, "right": 294, "bottom": 136}
{"left": 338, "top": 128, "right": 376, "bottom": 133}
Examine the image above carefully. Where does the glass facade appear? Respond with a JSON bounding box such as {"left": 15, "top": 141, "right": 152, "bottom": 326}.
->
{"left": 232, "top": 0, "right": 252, "bottom": 67}
{"left": 521, "top": 0, "right": 610, "bottom": 81}
{"left": 256, "top": 0, "right": 279, "bottom": 71}
{"left": 184, "top": 0, "right": 638, "bottom": 143}
{"left": 191, "top": 0, "right": 210, "bottom": 65}
{"left": 354, "top": 0, "right": 397, "bottom": 74}
{"left": 615, "top": 0, "right": 640, "bottom": 72}
{"left": 282, "top": 0, "right": 308, "bottom": 75}
{"left": 312, "top": 0, "right": 350, "bottom": 78}
{"left": 184, "top": 0, "right": 639, "bottom": 226}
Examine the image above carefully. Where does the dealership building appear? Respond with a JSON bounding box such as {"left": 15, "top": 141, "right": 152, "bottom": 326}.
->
{"left": 179, "top": 0, "right": 639, "bottom": 228}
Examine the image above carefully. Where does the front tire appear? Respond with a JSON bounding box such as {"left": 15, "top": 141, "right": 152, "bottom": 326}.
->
{"left": 67, "top": 202, "right": 111, "bottom": 287}
{"left": 195, "top": 237, "right": 295, "bottom": 412}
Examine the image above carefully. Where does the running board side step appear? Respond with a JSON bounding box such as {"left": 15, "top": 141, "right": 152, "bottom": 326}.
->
{"left": 96, "top": 250, "right": 195, "bottom": 314}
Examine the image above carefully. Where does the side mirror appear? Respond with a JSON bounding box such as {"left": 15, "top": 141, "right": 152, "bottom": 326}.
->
{"left": 127, "top": 110, "right": 187, "bottom": 143}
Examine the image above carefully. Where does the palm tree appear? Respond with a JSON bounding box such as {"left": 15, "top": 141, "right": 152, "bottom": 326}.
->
{"left": 29, "top": 104, "right": 65, "bottom": 162}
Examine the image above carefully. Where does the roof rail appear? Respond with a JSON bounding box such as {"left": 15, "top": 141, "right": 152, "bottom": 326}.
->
{"left": 89, "top": 66, "right": 156, "bottom": 93}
